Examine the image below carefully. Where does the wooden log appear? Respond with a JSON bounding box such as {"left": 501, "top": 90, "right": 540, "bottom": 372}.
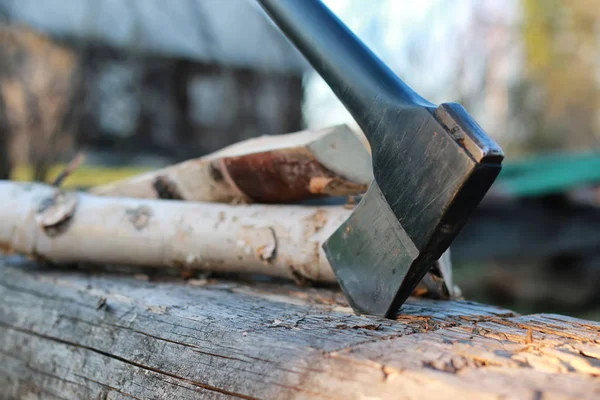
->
{"left": 89, "top": 125, "right": 373, "bottom": 204}
{"left": 1, "top": 255, "right": 599, "bottom": 399}
{"left": 0, "top": 180, "right": 457, "bottom": 298}
{"left": 0, "top": 180, "right": 344, "bottom": 283}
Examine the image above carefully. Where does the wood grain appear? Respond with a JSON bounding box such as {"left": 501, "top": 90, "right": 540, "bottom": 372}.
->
{"left": 1, "top": 256, "right": 598, "bottom": 399}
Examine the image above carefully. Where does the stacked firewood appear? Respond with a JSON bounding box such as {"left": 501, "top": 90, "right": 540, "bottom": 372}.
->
{"left": 0, "top": 125, "right": 458, "bottom": 299}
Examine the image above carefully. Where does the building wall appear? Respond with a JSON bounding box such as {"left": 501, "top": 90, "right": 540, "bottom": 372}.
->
{"left": 0, "top": 22, "right": 305, "bottom": 177}
{"left": 76, "top": 45, "right": 304, "bottom": 166}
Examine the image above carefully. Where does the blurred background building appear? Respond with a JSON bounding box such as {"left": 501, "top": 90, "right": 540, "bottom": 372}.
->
{"left": 0, "top": 0, "right": 308, "bottom": 179}
{"left": 0, "top": 0, "right": 599, "bottom": 320}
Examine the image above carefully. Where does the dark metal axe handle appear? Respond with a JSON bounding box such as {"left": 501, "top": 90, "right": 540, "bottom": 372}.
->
{"left": 256, "top": 0, "right": 434, "bottom": 139}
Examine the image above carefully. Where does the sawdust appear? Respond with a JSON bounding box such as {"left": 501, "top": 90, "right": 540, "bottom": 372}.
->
{"left": 526, "top": 328, "right": 533, "bottom": 344}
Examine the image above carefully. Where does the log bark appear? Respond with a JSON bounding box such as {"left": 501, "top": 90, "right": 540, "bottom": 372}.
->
{"left": 1, "top": 255, "right": 599, "bottom": 400}
{"left": 0, "top": 180, "right": 457, "bottom": 298}
{"left": 89, "top": 125, "right": 373, "bottom": 204}
{"left": 0, "top": 180, "right": 344, "bottom": 283}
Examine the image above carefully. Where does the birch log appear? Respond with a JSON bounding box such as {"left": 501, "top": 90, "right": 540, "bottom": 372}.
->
{"left": 90, "top": 124, "right": 373, "bottom": 203}
{"left": 0, "top": 180, "right": 457, "bottom": 297}
{"left": 1, "top": 181, "right": 343, "bottom": 283}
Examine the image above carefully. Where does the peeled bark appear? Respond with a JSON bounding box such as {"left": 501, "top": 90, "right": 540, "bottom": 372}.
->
{"left": 90, "top": 124, "right": 373, "bottom": 204}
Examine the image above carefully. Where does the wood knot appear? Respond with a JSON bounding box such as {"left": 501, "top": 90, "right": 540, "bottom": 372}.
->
{"left": 126, "top": 205, "right": 153, "bottom": 230}
{"left": 36, "top": 190, "right": 79, "bottom": 237}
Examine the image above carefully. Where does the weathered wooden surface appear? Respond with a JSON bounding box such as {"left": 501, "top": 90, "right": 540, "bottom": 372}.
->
{"left": 1, "top": 256, "right": 599, "bottom": 399}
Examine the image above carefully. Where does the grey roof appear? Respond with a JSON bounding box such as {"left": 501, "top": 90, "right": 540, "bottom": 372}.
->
{"left": 1, "top": 0, "right": 310, "bottom": 74}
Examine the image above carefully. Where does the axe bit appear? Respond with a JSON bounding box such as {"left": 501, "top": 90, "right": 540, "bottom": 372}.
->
{"left": 256, "top": 0, "right": 504, "bottom": 318}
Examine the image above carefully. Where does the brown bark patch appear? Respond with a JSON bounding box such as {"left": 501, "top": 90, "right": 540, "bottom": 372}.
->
{"left": 220, "top": 149, "right": 363, "bottom": 203}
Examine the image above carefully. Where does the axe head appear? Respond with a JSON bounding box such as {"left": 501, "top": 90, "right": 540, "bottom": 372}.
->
{"left": 323, "top": 102, "right": 504, "bottom": 318}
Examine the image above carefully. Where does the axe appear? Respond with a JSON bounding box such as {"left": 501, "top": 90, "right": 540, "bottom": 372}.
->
{"left": 256, "top": 0, "right": 504, "bottom": 317}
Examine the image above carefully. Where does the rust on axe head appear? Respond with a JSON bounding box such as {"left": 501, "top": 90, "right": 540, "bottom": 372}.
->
{"left": 257, "top": 0, "right": 504, "bottom": 318}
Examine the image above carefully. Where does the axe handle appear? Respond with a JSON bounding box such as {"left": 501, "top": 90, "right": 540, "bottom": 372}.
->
{"left": 256, "top": 0, "right": 434, "bottom": 138}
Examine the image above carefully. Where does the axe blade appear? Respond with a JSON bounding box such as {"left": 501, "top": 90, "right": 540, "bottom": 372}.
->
{"left": 324, "top": 104, "right": 502, "bottom": 318}
{"left": 323, "top": 181, "right": 419, "bottom": 317}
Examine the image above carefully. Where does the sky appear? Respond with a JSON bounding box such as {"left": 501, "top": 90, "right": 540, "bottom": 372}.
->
{"left": 303, "top": 0, "right": 463, "bottom": 130}
{"left": 303, "top": 0, "right": 517, "bottom": 132}
{"left": 2, "top": 0, "right": 520, "bottom": 144}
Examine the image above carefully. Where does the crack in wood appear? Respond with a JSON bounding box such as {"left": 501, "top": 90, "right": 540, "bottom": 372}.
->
{"left": 101, "top": 320, "right": 253, "bottom": 364}
{"left": 0, "top": 348, "right": 87, "bottom": 390}
{"left": 0, "top": 322, "right": 259, "bottom": 400}
{"left": 0, "top": 280, "right": 99, "bottom": 310}
{"left": 74, "top": 374, "right": 145, "bottom": 400}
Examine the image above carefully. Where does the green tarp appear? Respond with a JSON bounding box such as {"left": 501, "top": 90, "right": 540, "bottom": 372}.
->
{"left": 496, "top": 150, "right": 600, "bottom": 197}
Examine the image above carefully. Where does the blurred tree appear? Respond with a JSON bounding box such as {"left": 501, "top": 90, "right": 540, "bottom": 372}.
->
{"left": 0, "top": 96, "right": 10, "bottom": 179}
{"left": 518, "top": 0, "right": 600, "bottom": 153}
{"left": 0, "top": 24, "right": 82, "bottom": 182}
{"left": 441, "top": 0, "right": 600, "bottom": 157}
{"left": 0, "top": 2, "right": 10, "bottom": 179}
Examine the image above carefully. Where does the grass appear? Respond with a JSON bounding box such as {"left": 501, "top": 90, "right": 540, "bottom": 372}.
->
{"left": 10, "top": 164, "right": 151, "bottom": 188}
